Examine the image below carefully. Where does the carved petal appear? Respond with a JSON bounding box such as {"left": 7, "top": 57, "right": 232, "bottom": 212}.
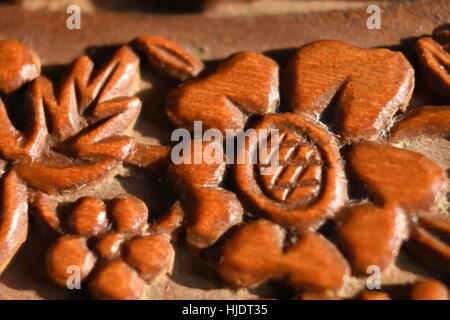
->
{"left": 69, "top": 197, "right": 109, "bottom": 237}
{"left": 31, "top": 192, "right": 61, "bottom": 233}
{"left": 125, "top": 143, "right": 171, "bottom": 176}
{"left": 0, "top": 98, "right": 24, "bottom": 160}
{"left": 109, "top": 194, "right": 149, "bottom": 236}
{"left": 66, "top": 97, "right": 141, "bottom": 160}
{"left": 29, "top": 76, "right": 80, "bottom": 141}
{"left": 410, "top": 279, "right": 449, "bottom": 300}
{"left": 166, "top": 52, "right": 279, "bottom": 134}
{"left": 123, "top": 234, "right": 174, "bottom": 282}
{"left": 31, "top": 46, "right": 139, "bottom": 141}
{"left": 286, "top": 232, "right": 350, "bottom": 291}
{"left": 64, "top": 45, "right": 140, "bottom": 113}
{"left": 416, "top": 37, "right": 450, "bottom": 98}
{"left": 358, "top": 291, "right": 391, "bottom": 300}
{"left": 88, "top": 260, "right": 145, "bottom": 300}
{"left": 0, "top": 171, "right": 28, "bottom": 275}
{"left": 68, "top": 136, "right": 135, "bottom": 162}
{"left": 390, "top": 106, "right": 450, "bottom": 141}
{"left": 337, "top": 203, "right": 408, "bottom": 275}
{"left": 0, "top": 91, "right": 47, "bottom": 161}
{"left": 186, "top": 188, "right": 243, "bottom": 249}
{"left": 13, "top": 159, "right": 120, "bottom": 194}
{"left": 406, "top": 215, "right": 450, "bottom": 274}
{"left": 0, "top": 40, "right": 40, "bottom": 94}
{"left": 347, "top": 142, "right": 447, "bottom": 216}
{"left": 46, "top": 236, "right": 96, "bottom": 287}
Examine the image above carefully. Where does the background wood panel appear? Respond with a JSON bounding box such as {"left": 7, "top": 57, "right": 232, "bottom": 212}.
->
{"left": 10, "top": 0, "right": 406, "bottom": 15}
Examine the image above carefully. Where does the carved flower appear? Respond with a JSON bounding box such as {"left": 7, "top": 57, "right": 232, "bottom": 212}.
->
{"left": 44, "top": 194, "right": 182, "bottom": 300}
{"left": 0, "top": 36, "right": 202, "bottom": 291}
{"left": 0, "top": 40, "right": 141, "bottom": 274}
{"left": 165, "top": 37, "right": 450, "bottom": 296}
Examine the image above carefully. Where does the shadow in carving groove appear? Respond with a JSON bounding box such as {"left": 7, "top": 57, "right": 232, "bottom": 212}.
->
{"left": 447, "top": 170, "right": 450, "bottom": 213}
{"left": 130, "top": 66, "right": 178, "bottom": 145}
{"left": 117, "top": 174, "right": 175, "bottom": 219}
{"left": 168, "top": 220, "right": 246, "bottom": 291}
{"left": 434, "top": 23, "right": 450, "bottom": 35}
{"left": 40, "top": 64, "right": 67, "bottom": 83}
{"left": 84, "top": 44, "right": 122, "bottom": 63}
{"left": 264, "top": 47, "right": 298, "bottom": 67}
{"left": 168, "top": 238, "right": 224, "bottom": 291}
{"left": 92, "top": 0, "right": 215, "bottom": 13}
{"left": 249, "top": 281, "right": 296, "bottom": 300}
{"left": 164, "top": 195, "right": 229, "bottom": 291}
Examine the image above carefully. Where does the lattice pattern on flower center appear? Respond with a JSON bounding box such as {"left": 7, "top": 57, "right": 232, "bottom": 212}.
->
{"left": 257, "top": 131, "right": 323, "bottom": 206}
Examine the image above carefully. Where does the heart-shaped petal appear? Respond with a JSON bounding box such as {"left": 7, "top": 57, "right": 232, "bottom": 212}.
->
{"left": 219, "top": 219, "right": 349, "bottom": 291}
{"left": 347, "top": 142, "right": 447, "bottom": 216}
{"left": 284, "top": 40, "right": 414, "bottom": 143}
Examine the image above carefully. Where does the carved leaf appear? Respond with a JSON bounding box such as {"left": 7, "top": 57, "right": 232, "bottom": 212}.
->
{"left": 347, "top": 142, "right": 447, "bottom": 216}
{"left": 4, "top": 45, "right": 143, "bottom": 194}
{"left": 218, "top": 219, "right": 349, "bottom": 291}
{"left": 13, "top": 159, "right": 120, "bottom": 194}
{"left": 0, "top": 90, "right": 47, "bottom": 161}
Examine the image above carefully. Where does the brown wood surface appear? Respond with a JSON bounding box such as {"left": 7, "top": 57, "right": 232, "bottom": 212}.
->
{"left": 0, "top": 0, "right": 448, "bottom": 300}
